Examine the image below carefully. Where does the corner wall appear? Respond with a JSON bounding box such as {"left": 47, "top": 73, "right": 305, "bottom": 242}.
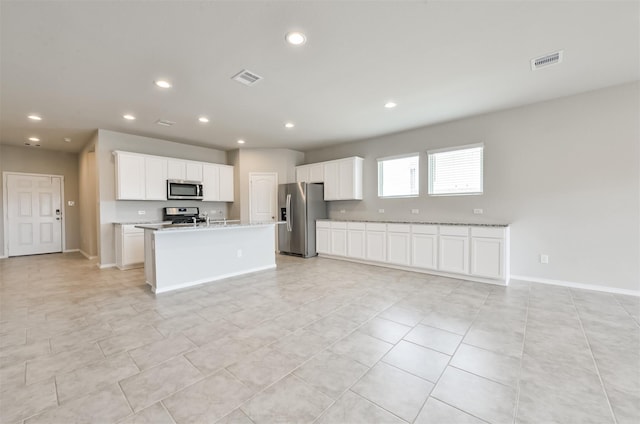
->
{"left": 304, "top": 82, "right": 640, "bottom": 293}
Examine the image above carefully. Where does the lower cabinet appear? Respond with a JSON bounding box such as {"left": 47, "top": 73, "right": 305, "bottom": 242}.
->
{"left": 115, "top": 224, "right": 145, "bottom": 270}
{"left": 317, "top": 220, "right": 509, "bottom": 285}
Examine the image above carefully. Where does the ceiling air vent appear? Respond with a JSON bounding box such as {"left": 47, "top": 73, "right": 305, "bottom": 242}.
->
{"left": 231, "top": 69, "right": 263, "bottom": 86}
{"left": 155, "top": 119, "right": 176, "bottom": 127}
{"left": 531, "top": 50, "right": 563, "bottom": 71}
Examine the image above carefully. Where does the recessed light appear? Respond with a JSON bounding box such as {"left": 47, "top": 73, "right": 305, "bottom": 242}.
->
{"left": 123, "top": 114, "right": 136, "bottom": 120}
{"left": 198, "top": 116, "right": 210, "bottom": 123}
{"left": 384, "top": 101, "right": 397, "bottom": 109}
{"left": 64, "top": 138, "right": 72, "bottom": 143}
{"left": 237, "top": 139, "right": 246, "bottom": 144}
{"left": 285, "top": 31, "right": 306, "bottom": 46}
{"left": 284, "top": 122, "right": 295, "bottom": 129}
{"left": 154, "top": 80, "right": 172, "bottom": 88}
{"left": 28, "top": 114, "right": 42, "bottom": 121}
{"left": 28, "top": 137, "right": 40, "bottom": 142}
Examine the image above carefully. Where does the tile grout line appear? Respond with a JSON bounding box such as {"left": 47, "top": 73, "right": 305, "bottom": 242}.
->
{"left": 511, "top": 281, "right": 531, "bottom": 424}
{"left": 569, "top": 289, "right": 619, "bottom": 424}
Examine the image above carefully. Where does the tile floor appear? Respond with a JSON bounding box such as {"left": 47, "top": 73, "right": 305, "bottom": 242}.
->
{"left": 0, "top": 252, "right": 638, "bottom": 424}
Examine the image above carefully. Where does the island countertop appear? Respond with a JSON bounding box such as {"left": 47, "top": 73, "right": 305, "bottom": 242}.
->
{"left": 136, "top": 221, "right": 285, "bottom": 232}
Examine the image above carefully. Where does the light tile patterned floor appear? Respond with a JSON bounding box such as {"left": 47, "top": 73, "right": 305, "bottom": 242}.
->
{"left": 1, "top": 252, "right": 639, "bottom": 424}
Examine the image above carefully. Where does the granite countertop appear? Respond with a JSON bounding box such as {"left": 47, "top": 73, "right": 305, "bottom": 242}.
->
{"left": 113, "top": 220, "right": 170, "bottom": 225}
{"left": 317, "top": 219, "right": 509, "bottom": 227}
{"left": 136, "top": 221, "right": 285, "bottom": 232}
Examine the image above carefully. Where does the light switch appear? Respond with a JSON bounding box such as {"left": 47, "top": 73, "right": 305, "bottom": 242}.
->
{"left": 67, "top": 200, "right": 75, "bottom": 206}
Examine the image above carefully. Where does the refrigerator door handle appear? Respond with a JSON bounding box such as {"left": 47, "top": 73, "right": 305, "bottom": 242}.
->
{"left": 286, "top": 193, "right": 292, "bottom": 232}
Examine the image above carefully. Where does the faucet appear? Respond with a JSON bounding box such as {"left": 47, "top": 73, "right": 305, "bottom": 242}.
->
{"left": 192, "top": 216, "right": 197, "bottom": 225}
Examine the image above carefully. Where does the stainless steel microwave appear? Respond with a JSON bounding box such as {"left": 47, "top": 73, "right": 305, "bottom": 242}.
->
{"left": 167, "top": 180, "right": 204, "bottom": 200}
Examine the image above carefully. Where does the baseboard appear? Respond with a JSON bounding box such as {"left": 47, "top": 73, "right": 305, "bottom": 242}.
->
{"left": 510, "top": 274, "right": 640, "bottom": 297}
{"left": 98, "top": 263, "right": 116, "bottom": 269}
{"left": 0, "top": 255, "right": 7, "bottom": 260}
{"left": 153, "top": 264, "right": 277, "bottom": 294}
{"left": 79, "top": 250, "right": 97, "bottom": 260}
{"left": 63, "top": 249, "right": 79, "bottom": 253}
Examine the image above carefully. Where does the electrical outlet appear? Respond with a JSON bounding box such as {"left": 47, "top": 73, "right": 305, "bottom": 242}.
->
{"left": 137, "top": 210, "right": 146, "bottom": 215}
{"left": 340, "top": 209, "right": 346, "bottom": 214}
{"left": 378, "top": 209, "right": 385, "bottom": 213}
{"left": 540, "top": 254, "right": 549, "bottom": 264}
{"left": 411, "top": 209, "right": 419, "bottom": 214}
{"left": 473, "top": 208, "right": 483, "bottom": 214}
{"left": 67, "top": 200, "right": 75, "bottom": 206}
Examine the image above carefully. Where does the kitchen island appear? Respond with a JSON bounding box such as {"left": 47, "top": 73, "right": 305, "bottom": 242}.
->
{"left": 136, "top": 222, "right": 279, "bottom": 294}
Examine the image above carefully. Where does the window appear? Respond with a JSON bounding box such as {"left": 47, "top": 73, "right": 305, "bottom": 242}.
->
{"left": 378, "top": 154, "right": 419, "bottom": 197}
{"left": 428, "top": 143, "right": 483, "bottom": 195}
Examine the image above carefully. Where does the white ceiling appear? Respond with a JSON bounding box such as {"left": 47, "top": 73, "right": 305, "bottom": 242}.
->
{"left": 1, "top": 1, "right": 638, "bottom": 153}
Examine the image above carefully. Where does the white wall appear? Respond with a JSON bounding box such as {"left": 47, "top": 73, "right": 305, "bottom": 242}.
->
{"left": 0, "top": 145, "right": 80, "bottom": 257}
{"left": 94, "top": 130, "right": 229, "bottom": 266}
{"left": 304, "top": 82, "right": 640, "bottom": 293}
{"left": 228, "top": 148, "right": 304, "bottom": 221}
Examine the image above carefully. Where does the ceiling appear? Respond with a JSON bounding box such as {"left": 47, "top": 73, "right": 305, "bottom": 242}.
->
{"left": 1, "top": 1, "right": 638, "bottom": 154}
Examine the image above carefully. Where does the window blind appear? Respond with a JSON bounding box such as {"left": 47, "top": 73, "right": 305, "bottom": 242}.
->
{"left": 428, "top": 144, "right": 483, "bottom": 195}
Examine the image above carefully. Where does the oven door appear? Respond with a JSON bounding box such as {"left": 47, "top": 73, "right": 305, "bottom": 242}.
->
{"left": 167, "top": 180, "right": 203, "bottom": 200}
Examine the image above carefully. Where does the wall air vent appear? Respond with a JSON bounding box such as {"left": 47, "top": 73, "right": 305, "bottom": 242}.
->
{"left": 231, "top": 69, "right": 263, "bottom": 86}
{"left": 155, "top": 119, "right": 176, "bottom": 127}
{"left": 531, "top": 50, "right": 563, "bottom": 70}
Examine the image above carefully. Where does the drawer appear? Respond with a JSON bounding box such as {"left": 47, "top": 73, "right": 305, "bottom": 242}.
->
{"left": 387, "top": 223, "right": 410, "bottom": 233}
{"left": 411, "top": 224, "right": 438, "bottom": 235}
{"left": 439, "top": 225, "right": 469, "bottom": 236}
{"left": 347, "top": 222, "right": 366, "bottom": 230}
{"left": 316, "top": 221, "right": 331, "bottom": 228}
{"left": 331, "top": 221, "right": 347, "bottom": 229}
{"left": 471, "top": 226, "right": 505, "bottom": 238}
{"left": 366, "top": 223, "right": 387, "bottom": 231}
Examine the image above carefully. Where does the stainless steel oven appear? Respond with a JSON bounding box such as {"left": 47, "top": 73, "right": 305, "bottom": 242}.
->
{"left": 167, "top": 180, "right": 204, "bottom": 200}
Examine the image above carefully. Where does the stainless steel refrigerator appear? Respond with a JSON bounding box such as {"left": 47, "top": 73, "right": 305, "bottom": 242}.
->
{"left": 278, "top": 182, "right": 327, "bottom": 258}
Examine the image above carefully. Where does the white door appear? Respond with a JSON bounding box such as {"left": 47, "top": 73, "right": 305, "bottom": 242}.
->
{"left": 7, "top": 174, "right": 63, "bottom": 256}
{"left": 249, "top": 173, "right": 277, "bottom": 223}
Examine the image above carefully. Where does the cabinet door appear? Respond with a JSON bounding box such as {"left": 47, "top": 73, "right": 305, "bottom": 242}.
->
{"left": 411, "top": 233, "right": 437, "bottom": 269}
{"left": 144, "top": 156, "right": 167, "bottom": 200}
{"left": 308, "top": 164, "right": 324, "bottom": 183}
{"left": 323, "top": 162, "right": 339, "bottom": 200}
{"left": 186, "top": 162, "right": 203, "bottom": 181}
{"left": 123, "top": 232, "right": 144, "bottom": 265}
{"left": 387, "top": 231, "right": 411, "bottom": 265}
{"left": 202, "top": 164, "right": 220, "bottom": 201}
{"left": 347, "top": 229, "right": 366, "bottom": 259}
{"left": 338, "top": 159, "right": 355, "bottom": 200}
{"left": 316, "top": 227, "right": 330, "bottom": 254}
{"left": 116, "top": 153, "right": 145, "bottom": 200}
{"left": 439, "top": 235, "right": 469, "bottom": 274}
{"left": 471, "top": 237, "right": 503, "bottom": 279}
{"left": 218, "top": 166, "right": 234, "bottom": 201}
{"left": 167, "top": 159, "right": 186, "bottom": 180}
{"left": 296, "top": 166, "right": 309, "bottom": 183}
{"left": 330, "top": 229, "right": 347, "bottom": 256}
{"left": 366, "top": 230, "right": 386, "bottom": 262}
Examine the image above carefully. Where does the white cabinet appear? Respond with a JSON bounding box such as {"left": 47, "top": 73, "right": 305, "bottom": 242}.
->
{"left": 167, "top": 159, "right": 186, "bottom": 180}
{"left": 330, "top": 221, "right": 347, "bottom": 257}
{"left": 115, "top": 224, "right": 144, "bottom": 270}
{"left": 218, "top": 165, "right": 234, "bottom": 202}
{"left": 316, "top": 221, "right": 330, "bottom": 254}
{"left": 366, "top": 223, "right": 387, "bottom": 262}
{"left": 439, "top": 226, "right": 470, "bottom": 275}
{"left": 296, "top": 163, "right": 325, "bottom": 183}
{"left": 202, "top": 164, "right": 220, "bottom": 201}
{"left": 347, "top": 222, "right": 366, "bottom": 259}
{"left": 186, "top": 162, "right": 203, "bottom": 181}
{"left": 470, "top": 227, "right": 505, "bottom": 279}
{"left": 387, "top": 224, "right": 411, "bottom": 266}
{"left": 144, "top": 156, "right": 167, "bottom": 200}
{"left": 411, "top": 225, "right": 438, "bottom": 270}
{"left": 115, "top": 152, "right": 146, "bottom": 200}
{"left": 323, "top": 157, "right": 363, "bottom": 201}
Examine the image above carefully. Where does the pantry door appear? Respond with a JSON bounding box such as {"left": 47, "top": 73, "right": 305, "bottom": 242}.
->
{"left": 6, "top": 173, "right": 63, "bottom": 256}
{"left": 249, "top": 173, "right": 277, "bottom": 223}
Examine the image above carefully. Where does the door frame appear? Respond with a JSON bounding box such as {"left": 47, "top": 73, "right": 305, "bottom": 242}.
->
{"left": 248, "top": 172, "right": 278, "bottom": 224}
{"left": 2, "top": 171, "right": 67, "bottom": 257}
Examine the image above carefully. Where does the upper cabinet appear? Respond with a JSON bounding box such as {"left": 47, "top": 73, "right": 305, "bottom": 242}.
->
{"left": 114, "top": 151, "right": 233, "bottom": 202}
{"left": 295, "top": 156, "right": 363, "bottom": 201}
